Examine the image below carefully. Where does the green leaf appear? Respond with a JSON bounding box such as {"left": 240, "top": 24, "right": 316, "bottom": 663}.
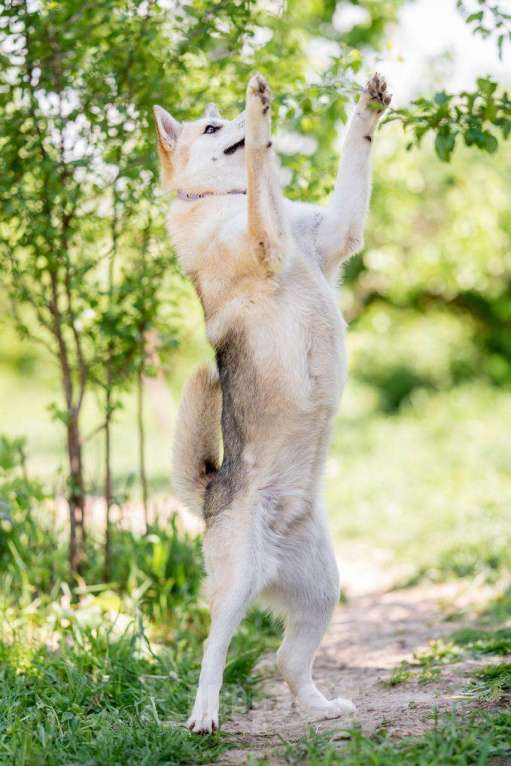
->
{"left": 481, "top": 130, "right": 498, "bottom": 153}
{"left": 434, "top": 129, "right": 456, "bottom": 161}
{"left": 477, "top": 78, "right": 498, "bottom": 97}
{"left": 434, "top": 91, "right": 451, "bottom": 107}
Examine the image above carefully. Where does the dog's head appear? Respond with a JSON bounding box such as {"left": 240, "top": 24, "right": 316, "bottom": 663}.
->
{"left": 153, "top": 103, "right": 246, "bottom": 194}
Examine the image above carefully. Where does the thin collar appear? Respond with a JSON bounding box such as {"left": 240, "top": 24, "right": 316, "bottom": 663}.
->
{"left": 176, "top": 188, "right": 247, "bottom": 201}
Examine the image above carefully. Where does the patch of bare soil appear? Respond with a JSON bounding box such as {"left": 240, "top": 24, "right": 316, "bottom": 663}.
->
{"left": 220, "top": 546, "right": 493, "bottom": 764}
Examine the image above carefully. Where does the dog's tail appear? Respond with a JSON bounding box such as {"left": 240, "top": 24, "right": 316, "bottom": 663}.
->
{"left": 172, "top": 364, "right": 222, "bottom": 518}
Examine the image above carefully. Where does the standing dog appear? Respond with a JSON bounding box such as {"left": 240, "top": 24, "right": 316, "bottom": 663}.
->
{"left": 154, "top": 72, "right": 391, "bottom": 734}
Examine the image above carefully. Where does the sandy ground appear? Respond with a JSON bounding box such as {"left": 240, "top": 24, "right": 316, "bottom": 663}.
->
{"left": 218, "top": 544, "right": 496, "bottom": 764}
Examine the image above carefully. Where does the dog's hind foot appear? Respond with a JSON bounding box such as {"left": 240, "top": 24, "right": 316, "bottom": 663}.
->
{"left": 318, "top": 696, "right": 356, "bottom": 719}
{"left": 299, "top": 693, "right": 356, "bottom": 720}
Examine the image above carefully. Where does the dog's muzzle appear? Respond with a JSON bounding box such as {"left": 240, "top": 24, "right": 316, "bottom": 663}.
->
{"left": 224, "top": 138, "right": 245, "bottom": 155}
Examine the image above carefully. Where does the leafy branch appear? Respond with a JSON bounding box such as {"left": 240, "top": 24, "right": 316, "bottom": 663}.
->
{"left": 385, "top": 78, "right": 511, "bottom": 161}
{"left": 457, "top": 0, "right": 511, "bottom": 58}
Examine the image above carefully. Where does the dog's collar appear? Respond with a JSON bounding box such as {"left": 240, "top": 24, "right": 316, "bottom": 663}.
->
{"left": 176, "top": 189, "right": 247, "bottom": 201}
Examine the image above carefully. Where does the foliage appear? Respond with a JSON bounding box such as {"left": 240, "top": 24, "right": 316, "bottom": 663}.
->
{"left": 457, "top": 0, "right": 511, "bottom": 57}
{"left": 101, "top": 521, "right": 204, "bottom": 622}
{"left": 387, "top": 78, "right": 511, "bottom": 162}
{"left": 386, "top": 2, "right": 511, "bottom": 162}
{"left": 0, "top": 0, "right": 510, "bottom": 760}
{"left": 345, "top": 136, "right": 511, "bottom": 388}
{"left": 0, "top": 436, "right": 65, "bottom": 599}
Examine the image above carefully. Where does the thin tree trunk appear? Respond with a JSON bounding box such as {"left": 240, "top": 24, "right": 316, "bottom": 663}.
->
{"left": 67, "top": 411, "right": 86, "bottom": 573}
{"left": 104, "top": 381, "right": 113, "bottom": 581}
{"left": 137, "top": 364, "right": 149, "bottom": 533}
{"left": 104, "top": 182, "right": 118, "bottom": 579}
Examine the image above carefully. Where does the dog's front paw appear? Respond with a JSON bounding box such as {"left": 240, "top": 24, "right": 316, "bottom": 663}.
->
{"left": 362, "top": 72, "right": 392, "bottom": 114}
{"left": 187, "top": 710, "right": 219, "bottom": 735}
{"left": 246, "top": 73, "right": 272, "bottom": 149}
{"left": 247, "top": 73, "right": 272, "bottom": 113}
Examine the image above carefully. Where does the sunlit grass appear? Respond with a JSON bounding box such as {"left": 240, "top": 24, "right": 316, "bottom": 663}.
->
{"left": 270, "top": 712, "right": 511, "bottom": 766}
{"left": 327, "top": 382, "right": 511, "bottom": 577}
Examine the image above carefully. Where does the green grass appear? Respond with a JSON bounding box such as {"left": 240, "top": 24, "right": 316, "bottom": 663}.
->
{"left": 382, "top": 663, "right": 413, "bottom": 687}
{"left": 0, "top": 621, "right": 227, "bottom": 765}
{"left": 0, "top": 594, "right": 279, "bottom": 766}
{"left": 381, "top": 623, "right": 511, "bottom": 691}
{"left": 467, "top": 663, "right": 511, "bottom": 703}
{"left": 271, "top": 712, "right": 511, "bottom": 766}
{"left": 0, "top": 453, "right": 280, "bottom": 766}
{"left": 450, "top": 627, "right": 511, "bottom": 656}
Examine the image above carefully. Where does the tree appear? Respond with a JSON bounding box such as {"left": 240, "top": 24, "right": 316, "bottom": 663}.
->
{"left": 0, "top": 0, "right": 174, "bottom": 571}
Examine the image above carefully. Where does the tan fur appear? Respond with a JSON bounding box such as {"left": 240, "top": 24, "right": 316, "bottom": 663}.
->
{"left": 172, "top": 364, "right": 221, "bottom": 517}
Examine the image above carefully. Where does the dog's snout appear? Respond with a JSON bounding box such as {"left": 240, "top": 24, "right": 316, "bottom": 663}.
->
{"left": 223, "top": 137, "right": 245, "bottom": 155}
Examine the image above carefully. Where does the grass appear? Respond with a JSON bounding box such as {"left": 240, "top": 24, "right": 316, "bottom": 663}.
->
{"left": 467, "top": 663, "right": 511, "bottom": 703}
{"left": 450, "top": 627, "right": 511, "bottom": 656}
{"left": 381, "top": 609, "right": 511, "bottom": 691}
{"left": 0, "top": 587, "right": 280, "bottom": 766}
{"left": 382, "top": 663, "right": 413, "bottom": 687}
{"left": 271, "top": 712, "right": 511, "bottom": 766}
{"left": 0, "top": 621, "right": 227, "bottom": 765}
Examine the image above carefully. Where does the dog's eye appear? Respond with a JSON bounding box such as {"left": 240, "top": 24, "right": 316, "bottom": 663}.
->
{"left": 204, "top": 124, "right": 221, "bottom": 135}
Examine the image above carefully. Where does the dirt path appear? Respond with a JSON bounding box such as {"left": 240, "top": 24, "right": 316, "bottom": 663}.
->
{"left": 221, "top": 546, "right": 492, "bottom": 763}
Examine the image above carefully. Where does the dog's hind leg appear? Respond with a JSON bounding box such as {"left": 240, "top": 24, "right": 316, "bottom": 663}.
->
{"left": 187, "top": 515, "right": 259, "bottom": 734}
{"left": 270, "top": 522, "right": 355, "bottom": 718}
{"left": 277, "top": 601, "right": 355, "bottom": 718}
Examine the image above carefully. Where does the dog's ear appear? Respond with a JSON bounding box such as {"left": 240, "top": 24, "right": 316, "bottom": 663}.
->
{"left": 153, "top": 105, "right": 181, "bottom": 150}
{"left": 204, "top": 102, "right": 221, "bottom": 121}
{"left": 153, "top": 106, "right": 181, "bottom": 189}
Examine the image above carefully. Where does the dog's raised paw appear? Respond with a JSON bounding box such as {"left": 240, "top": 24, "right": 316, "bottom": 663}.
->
{"left": 365, "top": 72, "right": 392, "bottom": 111}
{"left": 248, "top": 73, "right": 272, "bottom": 114}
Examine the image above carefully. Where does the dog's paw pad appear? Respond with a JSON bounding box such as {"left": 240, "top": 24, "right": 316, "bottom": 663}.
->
{"left": 365, "top": 72, "right": 392, "bottom": 110}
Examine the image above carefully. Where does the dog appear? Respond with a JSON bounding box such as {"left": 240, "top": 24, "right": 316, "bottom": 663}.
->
{"left": 154, "top": 71, "right": 391, "bottom": 734}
